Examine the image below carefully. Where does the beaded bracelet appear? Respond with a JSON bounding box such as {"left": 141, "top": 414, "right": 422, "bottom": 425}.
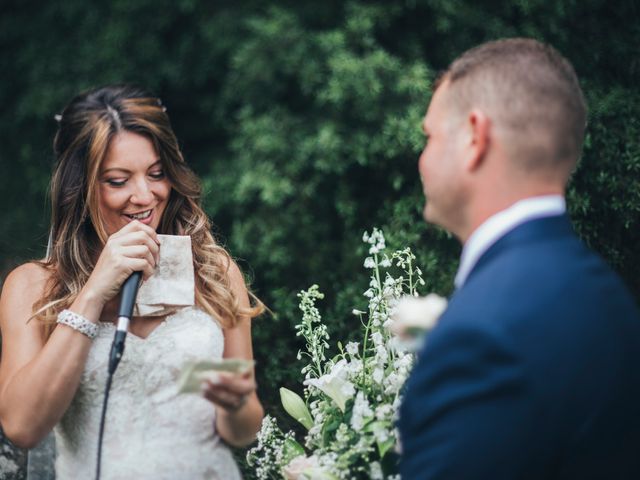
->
{"left": 56, "top": 309, "right": 98, "bottom": 339}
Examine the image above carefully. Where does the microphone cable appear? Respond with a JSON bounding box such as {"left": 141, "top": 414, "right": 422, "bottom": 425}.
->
{"left": 95, "top": 271, "right": 142, "bottom": 480}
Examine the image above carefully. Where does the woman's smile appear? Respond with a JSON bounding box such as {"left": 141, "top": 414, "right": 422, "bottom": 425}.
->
{"left": 123, "top": 208, "right": 154, "bottom": 223}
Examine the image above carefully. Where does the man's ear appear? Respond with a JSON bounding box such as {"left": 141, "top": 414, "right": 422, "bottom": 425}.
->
{"left": 465, "top": 109, "right": 490, "bottom": 172}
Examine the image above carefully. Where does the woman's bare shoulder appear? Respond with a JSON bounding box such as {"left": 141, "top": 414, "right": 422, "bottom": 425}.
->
{"left": 4, "top": 261, "right": 51, "bottom": 286}
{"left": 227, "top": 260, "right": 248, "bottom": 290}
{"left": 1, "top": 262, "right": 52, "bottom": 307}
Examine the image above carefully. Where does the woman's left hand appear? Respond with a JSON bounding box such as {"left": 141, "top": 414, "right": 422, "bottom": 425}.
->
{"left": 201, "top": 371, "right": 256, "bottom": 413}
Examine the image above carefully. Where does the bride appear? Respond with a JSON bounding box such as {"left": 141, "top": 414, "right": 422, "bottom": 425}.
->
{"left": 0, "top": 85, "right": 264, "bottom": 479}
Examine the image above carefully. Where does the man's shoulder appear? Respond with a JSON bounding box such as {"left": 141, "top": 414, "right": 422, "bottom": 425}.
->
{"left": 453, "top": 247, "right": 637, "bottom": 327}
{"left": 439, "top": 231, "right": 640, "bottom": 375}
{"left": 463, "top": 222, "right": 631, "bottom": 307}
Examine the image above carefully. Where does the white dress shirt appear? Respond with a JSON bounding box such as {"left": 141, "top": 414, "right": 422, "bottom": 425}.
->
{"left": 454, "top": 195, "right": 567, "bottom": 289}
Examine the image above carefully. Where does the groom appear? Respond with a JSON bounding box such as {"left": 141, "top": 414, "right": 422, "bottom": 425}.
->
{"left": 399, "top": 38, "right": 640, "bottom": 479}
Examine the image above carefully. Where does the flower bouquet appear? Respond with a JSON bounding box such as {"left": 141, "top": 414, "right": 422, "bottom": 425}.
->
{"left": 247, "top": 229, "right": 446, "bottom": 479}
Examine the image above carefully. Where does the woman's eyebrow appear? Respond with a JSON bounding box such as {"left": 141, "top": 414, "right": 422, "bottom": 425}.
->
{"left": 101, "top": 167, "right": 131, "bottom": 174}
{"left": 101, "top": 160, "right": 162, "bottom": 174}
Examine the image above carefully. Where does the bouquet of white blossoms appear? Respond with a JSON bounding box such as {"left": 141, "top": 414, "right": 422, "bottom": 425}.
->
{"left": 247, "top": 229, "right": 447, "bottom": 479}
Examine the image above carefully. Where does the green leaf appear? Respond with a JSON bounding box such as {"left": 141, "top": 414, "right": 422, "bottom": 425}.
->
{"left": 280, "top": 387, "right": 314, "bottom": 430}
{"left": 282, "top": 437, "right": 306, "bottom": 463}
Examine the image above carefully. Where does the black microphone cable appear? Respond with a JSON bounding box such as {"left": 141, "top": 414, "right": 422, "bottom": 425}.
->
{"left": 96, "top": 271, "right": 142, "bottom": 480}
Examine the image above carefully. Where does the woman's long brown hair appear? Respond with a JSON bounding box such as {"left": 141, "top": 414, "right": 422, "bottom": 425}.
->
{"left": 33, "top": 85, "right": 263, "bottom": 337}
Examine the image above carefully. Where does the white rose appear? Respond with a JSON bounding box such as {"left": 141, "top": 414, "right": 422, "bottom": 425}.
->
{"left": 282, "top": 455, "right": 317, "bottom": 480}
{"left": 390, "top": 294, "right": 447, "bottom": 339}
{"left": 283, "top": 455, "right": 338, "bottom": 480}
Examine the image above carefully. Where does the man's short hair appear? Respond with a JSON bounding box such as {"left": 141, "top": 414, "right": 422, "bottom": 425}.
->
{"left": 438, "top": 38, "right": 587, "bottom": 176}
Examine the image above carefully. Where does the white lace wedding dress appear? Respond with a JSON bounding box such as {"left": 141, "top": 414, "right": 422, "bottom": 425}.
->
{"left": 54, "top": 307, "right": 243, "bottom": 479}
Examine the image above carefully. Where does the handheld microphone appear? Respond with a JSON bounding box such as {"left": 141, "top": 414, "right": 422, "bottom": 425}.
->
{"left": 108, "top": 271, "right": 142, "bottom": 374}
{"left": 98, "top": 270, "right": 142, "bottom": 480}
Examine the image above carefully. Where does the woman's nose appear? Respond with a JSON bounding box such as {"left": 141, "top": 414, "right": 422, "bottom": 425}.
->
{"left": 130, "top": 179, "right": 154, "bottom": 205}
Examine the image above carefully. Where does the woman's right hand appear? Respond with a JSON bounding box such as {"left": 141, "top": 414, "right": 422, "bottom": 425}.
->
{"left": 83, "top": 220, "right": 160, "bottom": 306}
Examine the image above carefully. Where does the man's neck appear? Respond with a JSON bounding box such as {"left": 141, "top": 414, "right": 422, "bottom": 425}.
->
{"left": 460, "top": 185, "right": 565, "bottom": 244}
{"left": 453, "top": 194, "right": 567, "bottom": 288}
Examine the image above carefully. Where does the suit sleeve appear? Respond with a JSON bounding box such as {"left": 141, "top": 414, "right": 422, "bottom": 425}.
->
{"left": 399, "top": 320, "right": 536, "bottom": 480}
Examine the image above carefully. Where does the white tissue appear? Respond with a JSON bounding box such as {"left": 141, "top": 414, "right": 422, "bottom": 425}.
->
{"left": 134, "top": 234, "right": 195, "bottom": 316}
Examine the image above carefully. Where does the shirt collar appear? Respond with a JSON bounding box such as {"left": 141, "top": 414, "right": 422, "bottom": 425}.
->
{"left": 454, "top": 195, "right": 566, "bottom": 289}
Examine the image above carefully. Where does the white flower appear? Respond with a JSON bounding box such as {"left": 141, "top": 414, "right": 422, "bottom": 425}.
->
{"left": 380, "top": 256, "right": 391, "bottom": 268}
{"left": 351, "top": 309, "right": 365, "bottom": 315}
{"left": 329, "top": 359, "right": 349, "bottom": 378}
{"left": 372, "top": 367, "right": 384, "bottom": 384}
{"left": 371, "top": 331, "right": 384, "bottom": 346}
{"left": 372, "top": 423, "right": 389, "bottom": 444}
{"left": 335, "top": 423, "right": 351, "bottom": 444}
{"left": 351, "top": 392, "right": 374, "bottom": 430}
{"left": 370, "top": 461, "right": 384, "bottom": 480}
{"left": 393, "top": 427, "right": 403, "bottom": 455}
{"left": 346, "top": 359, "right": 363, "bottom": 376}
{"left": 389, "top": 294, "right": 447, "bottom": 339}
{"left": 375, "top": 404, "right": 393, "bottom": 420}
{"left": 383, "top": 372, "right": 400, "bottom": 393}
{"left": 375, "top": 345, "right": 388, "bottom": 365}
{"left": 364, "top": 257, "right": 376, "bottom": 269}
{"left": 307, "top": 423, "right": 322, "bottom": 441}
{"left": 393, "top": 354, "right": 413, "bottom": 371}
{"left": 365, "top": 228, "right": 387, "bottom": 256}
{"left": 345, "top": 341, "right": 359, "bottom": 356}
{"left": 304, "top": 360, "right": 355, "bottom": 412}
{"left": 340, "top": 380, "right": 356, "bottom": 398}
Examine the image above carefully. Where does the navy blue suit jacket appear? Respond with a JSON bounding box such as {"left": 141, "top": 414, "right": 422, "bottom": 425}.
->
{"left": 399, "top": 215, "right": 640, "bottom": 479}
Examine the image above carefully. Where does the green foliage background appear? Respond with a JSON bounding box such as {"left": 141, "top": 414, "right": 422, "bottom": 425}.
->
{"left": 1, "top": 0, "right": 639, "bottom": 475}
